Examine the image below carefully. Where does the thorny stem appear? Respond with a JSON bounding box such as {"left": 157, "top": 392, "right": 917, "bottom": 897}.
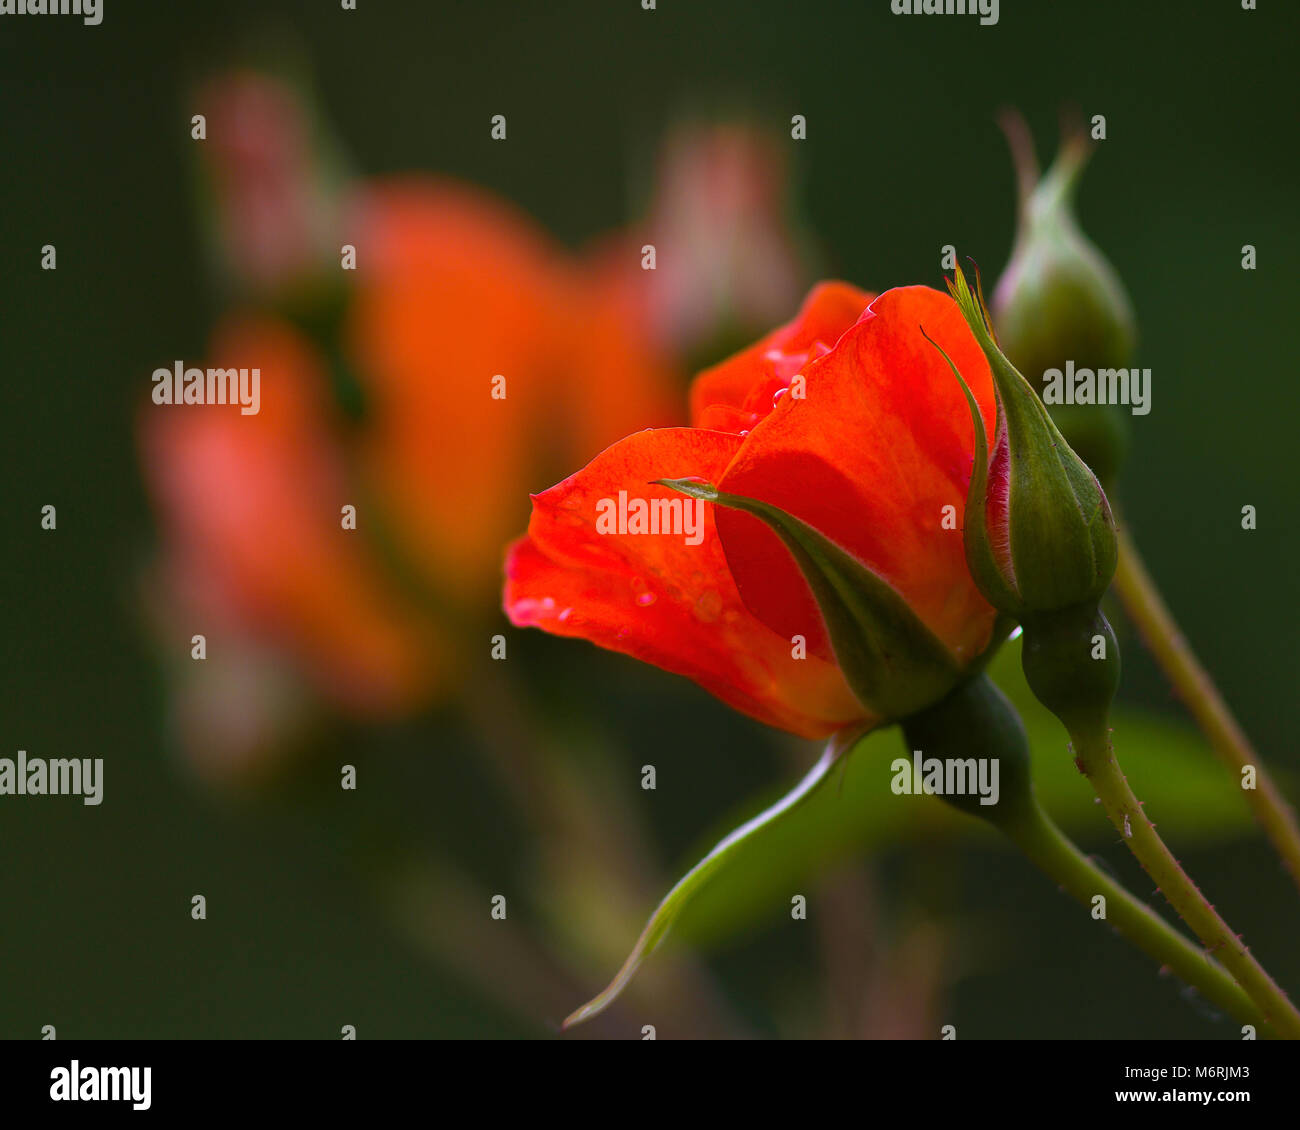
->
{"left": 1113, "top": 519, "right": 1300, "bottom": 894}
{"left": 1003, "top": 799, "right": 1267, "bottom": 1033}
{"left": 1070, "top": 723, "right": 1300, "bottom": 1038}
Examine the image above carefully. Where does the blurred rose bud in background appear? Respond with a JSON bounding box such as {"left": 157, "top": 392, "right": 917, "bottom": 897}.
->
{"left": 586, "top": 119, "right": 818, "bottom": 373}
{"left": 645, "top": 122, "right": 811, "bottom": 357}
{"left": 195, "top": 68, "right": 343, "bottom": 299}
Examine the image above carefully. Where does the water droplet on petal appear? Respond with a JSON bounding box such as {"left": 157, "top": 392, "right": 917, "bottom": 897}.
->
{"left": 693, "top": 589, "right": 723, "bottom": 623}
{"left": 636, "top": 591, "right": 657, "bottom": 607}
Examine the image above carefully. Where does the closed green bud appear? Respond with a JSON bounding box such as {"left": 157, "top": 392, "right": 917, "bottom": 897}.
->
{"left": 929, "top": 263, "right": 1118, "bottom": 619}
{"left": 990, "top": 113, "right": 1136, "bottom": 484}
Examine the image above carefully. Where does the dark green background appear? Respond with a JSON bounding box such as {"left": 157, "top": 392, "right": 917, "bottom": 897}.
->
{"left": 2, "top": 0, "right": 1296, "bottom": 1038}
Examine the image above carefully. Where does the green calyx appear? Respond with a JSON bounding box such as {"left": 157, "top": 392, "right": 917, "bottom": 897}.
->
{"left": 658, "top": 478, "right": 966, "bottom": 722}
{"left": 1020, "top": 603, "right": 1121, "bottom": 740}
{"left": 933, "top": 263, "right": 1118, "bottom": 619}
{"left": 900, "top": 672, "right": 1035, "bottom": 830}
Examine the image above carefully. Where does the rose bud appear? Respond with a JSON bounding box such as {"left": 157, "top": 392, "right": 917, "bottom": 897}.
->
{"left": 194, "top": 69, "right": 344, "bottom": 300}
{"left": 576, "top": 118, "right": 817, "bottom": 390}
{"left": 642, "top": 120, "right": 813, "bottom": 362}
{"left": 505, "top": 282, "right": 1004, "bottom": 738}
{"left": 937, "top": 262, "right": 1118, "bottom": 621}
{"left": 990, "top": 112, "right": 1136, "bottom": 484}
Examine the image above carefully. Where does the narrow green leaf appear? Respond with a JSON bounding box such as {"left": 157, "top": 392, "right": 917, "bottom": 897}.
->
{"left": 561, "top": 726, "right": 868, "bottom": 1030}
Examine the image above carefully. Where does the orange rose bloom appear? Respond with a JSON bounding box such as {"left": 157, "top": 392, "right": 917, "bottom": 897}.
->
{"left": 505, "top": 283, "right": 1001, "bottom": 738}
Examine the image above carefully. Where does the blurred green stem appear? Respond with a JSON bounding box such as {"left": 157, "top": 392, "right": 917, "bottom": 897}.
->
{"left": 331, "top": 466, "right": 750, "bottom": 1035}
{"left": 462, "top": 657, "right": 754, "bottom": 1038}
{"left": 372, "top": 855, "right": 626, "bottom": 1035}
{"left": 1113, "top": 519, "right": 1300, "bottom": 893}
{"left": 1002, "top": 798, "right": 1266, "bottom": 1032}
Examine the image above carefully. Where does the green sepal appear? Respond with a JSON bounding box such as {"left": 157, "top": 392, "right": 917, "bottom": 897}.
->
{"left": 658, "top": 477, "right": 963, "bottom": 721}
{"left": 919, "top": 324, "right": 1019, "bottom": 613}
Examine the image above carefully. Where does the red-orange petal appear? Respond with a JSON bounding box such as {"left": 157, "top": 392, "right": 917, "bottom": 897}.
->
{"left": 714, "top": 285, "right": 1000, "bottom": 667}
{"left": 689, "top": 280, "right": 875, "bottom": 431}
{"left": 504, "top": 427, "right": 870, "bottom": 738}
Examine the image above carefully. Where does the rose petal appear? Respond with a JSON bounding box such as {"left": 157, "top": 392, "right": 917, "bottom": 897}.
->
{"left": 715, "top": 285, "right": 999, "bottom": 666}
{"left": 690, "top": 280, "right": 875, "bottom": 430}
{"left": 505, "top": 427, "right": 869, "bottom": 738}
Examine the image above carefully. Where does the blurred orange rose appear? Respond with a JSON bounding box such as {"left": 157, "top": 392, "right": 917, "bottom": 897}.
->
{"left": 143, "top": 73, "right": 682, "bottom": 774}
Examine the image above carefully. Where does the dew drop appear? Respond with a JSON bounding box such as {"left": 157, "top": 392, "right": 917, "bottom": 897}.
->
{"left": 693, "top": 589, "right": 723, "bottom": 623}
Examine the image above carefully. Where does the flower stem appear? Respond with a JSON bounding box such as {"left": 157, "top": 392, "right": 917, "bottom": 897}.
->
{"left": 1002, "top": 799, "right": 1266, "bottom": 1032}
{"left": 1112, "top": 519, "right": 1300, "bottom": 893}
{"left": 902, "top": 672, "right": 1273, "bottom": 1033}
{"left": 1070, "top": 722, "right": 1300, "bottom": 1038}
